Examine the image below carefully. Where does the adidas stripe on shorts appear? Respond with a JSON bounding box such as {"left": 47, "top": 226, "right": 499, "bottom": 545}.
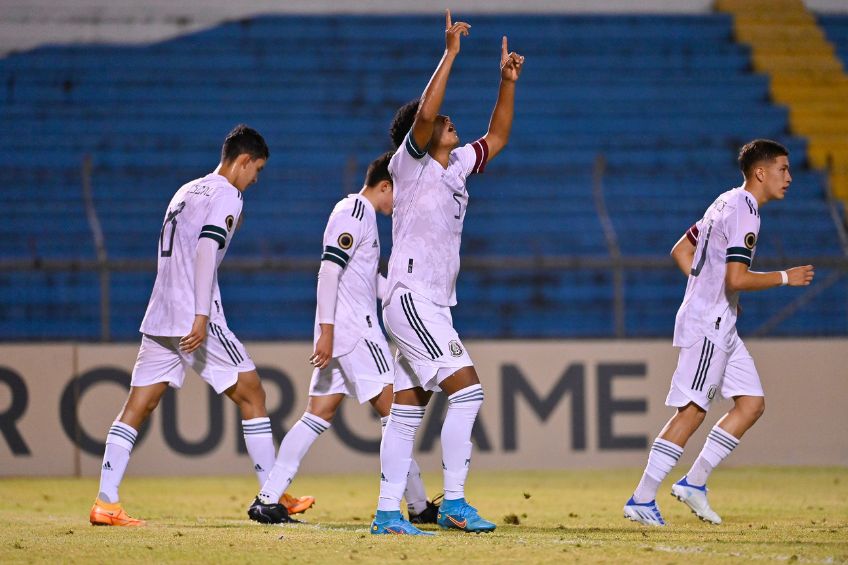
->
{"left": 382, "top": 288, "right": 473, "bottom": 393}
{"left": 666, "top": 333, "right": 763, "bottom": 411}
{"left": 309, "top": 334, "right": 394, "bottom": 403}
{"left": 131, "top": 321, "right": 255, "bottom": 394}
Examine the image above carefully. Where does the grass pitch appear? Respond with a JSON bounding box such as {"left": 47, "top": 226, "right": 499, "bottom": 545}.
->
{"left": 1, "top": 468, "right": 846, "bottom": 564}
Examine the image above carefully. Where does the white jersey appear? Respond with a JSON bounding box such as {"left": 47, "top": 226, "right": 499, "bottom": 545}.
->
{"left": 673, "top": 187, "right": 761, "bottom": 352}
{"left": 140, "top": 173, "right": 243, "bottom": 336}
{"left": 385, "top": 130, "right": 488, "bottom": 307}
{"left": 316, "top": 194, "right": 383, "bottom": 356}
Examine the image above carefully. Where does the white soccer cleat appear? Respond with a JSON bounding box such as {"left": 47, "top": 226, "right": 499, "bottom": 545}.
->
{"left": 623, "top": 496, "right": 666, "bottom": 526}
{"left": 671, "top": 476, "right": 722, "bottom": 524}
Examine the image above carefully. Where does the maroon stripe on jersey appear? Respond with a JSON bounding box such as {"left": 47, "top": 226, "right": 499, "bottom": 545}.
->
{"left": 685, "top": 224, "right": 699, "bottom": 245}
{"left": 471, "top": 138, "right": 489, "bottom": 174}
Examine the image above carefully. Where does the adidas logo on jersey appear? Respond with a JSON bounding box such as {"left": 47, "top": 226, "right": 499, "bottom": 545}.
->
{"left": 254, "top": 464, "right": 264, "bottom": 472}
{"left": 103, "top": 461, "right": 113, "bottom": 471}
{"left": 372, "top": 239, "right": 378, "bottom": 248}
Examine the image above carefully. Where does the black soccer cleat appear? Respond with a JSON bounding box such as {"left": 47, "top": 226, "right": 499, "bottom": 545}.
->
{"left": 409, "top": 494, "right": 442, "bottom": 525}
{"left": 247, "top": 497, "right": 301, "bottom": 524}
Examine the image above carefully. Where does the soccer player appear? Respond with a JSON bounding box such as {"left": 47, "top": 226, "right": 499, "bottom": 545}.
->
{"left": 370, "top": 10, "right": 523, "bottom": 535}
{"left": 89, "top": 125, "right": 311, "bottom": 526}
{"left": 246, "top": 152, "right": 439, "bottom": 525}
{"left": 623, "top": 139, "right": 815, "bottom": 526}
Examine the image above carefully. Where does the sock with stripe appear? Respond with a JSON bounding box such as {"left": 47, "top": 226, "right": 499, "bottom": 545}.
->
{"left": 377, "top": 404, "right": 426, "bottom": 512}
{"left": 632, "top": 438, "right": 684, "bottom": 503}
{"left": 98, "top": 421, "right": 138, "bottom": 503}
{"left": 258, "top": 412, "right": 330, "bottom": 504}
{"left": 685, "top": 425, "right": 740, "bottom": 487}
{"left": 442, "top": 384, "right": 484, "bottom": 501}
{"left": 242, "top": 417, "right": 275, "bottom": 487}
{"left": 381, "top": 415, "right": 428, "bottom": 515}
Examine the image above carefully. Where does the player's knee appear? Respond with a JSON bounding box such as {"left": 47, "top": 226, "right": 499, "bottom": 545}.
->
{"left": 746, "top": 397, "right": 765, "bottom": 422}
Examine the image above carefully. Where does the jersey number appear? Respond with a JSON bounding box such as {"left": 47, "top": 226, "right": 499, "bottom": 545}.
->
{"left": 159, "top": 201, "right": 186, "bottom": 258}
{"left": 690, "top": 224, "right": 712, "bottom": 277}
{"left": 452, "top": 193, "right": 463, "bottom": 220}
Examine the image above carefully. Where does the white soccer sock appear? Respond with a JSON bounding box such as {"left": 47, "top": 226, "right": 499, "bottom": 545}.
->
{"left": 377, "top": 404, "right": 425, "bottom": 512}
{"left": 441, "top": 384, "right": 484, "bottom": 501}
{"left": 98, "top": 421, "right": 137, "bottom": 503}
{"left": 685, "top": 425, "right": 740, "bottom": 487}
{"left": 242, "top": 417, "right": 275, "bottom": 487}
{"left": 633, "top": 438, "right": 684, "bottom": 503}
{"left": 258, "top": 413, "right": 330, "bottom": 504}
{"left": 381, "top": 414, "right": 429, "bottom": 514}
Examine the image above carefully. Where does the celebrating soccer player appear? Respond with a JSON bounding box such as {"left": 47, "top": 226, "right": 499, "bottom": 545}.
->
{"left": 623, "top": 139, "right": 815, "bottom": 526}
{"left": 89, "top": 125, "right": 312, "bottom": 526}
{"left": 246, "top": 152, "right": 439, "bottom": 525}
{"left": 370, "top": 10, "right": 523, "bottom": 535}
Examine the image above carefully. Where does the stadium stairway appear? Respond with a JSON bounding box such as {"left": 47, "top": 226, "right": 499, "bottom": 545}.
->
{"left": 717, "top": 0, "right": 848, "bottom": 202}
{"left": 0, "top": 14, "right": 845, "bottom": 340}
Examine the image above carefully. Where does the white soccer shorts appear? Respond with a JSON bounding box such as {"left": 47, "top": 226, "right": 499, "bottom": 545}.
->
{"left": 309, "top": 334, "right": 394, "bottom": 403}
{"left": 382, "top": 288, "right": 473, "bottom": 392}
{"left": 666, "top": 333, "right": 763, "bottom": 411}
{"left": 131, "top": 321, "right": 256, "bottom": 394}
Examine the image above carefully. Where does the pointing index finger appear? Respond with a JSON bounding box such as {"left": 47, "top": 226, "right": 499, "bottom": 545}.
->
{"left": 446, "top": 9, "right": 452, "bottom": 29}
{"left": 502, "top": 36, "right": 508, "bottom": 58}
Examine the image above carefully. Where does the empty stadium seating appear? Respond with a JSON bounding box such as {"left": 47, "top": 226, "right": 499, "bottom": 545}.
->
{"left": 0, "top": 14, "right": 845, "bottom": 340}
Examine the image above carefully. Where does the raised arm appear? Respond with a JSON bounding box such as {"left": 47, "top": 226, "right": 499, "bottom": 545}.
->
{"left": 726, "top": 262, "right": 814, "bottom": 292}
{"left": 411, "top": 10, "right": 470, "bottom": 151}
{"left": 482, "top": 36, "right": 524, "bottom": 161}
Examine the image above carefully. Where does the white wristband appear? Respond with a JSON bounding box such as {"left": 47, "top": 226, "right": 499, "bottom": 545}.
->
{"left": 779, "top": 270, "right": 788, "bottom": 286}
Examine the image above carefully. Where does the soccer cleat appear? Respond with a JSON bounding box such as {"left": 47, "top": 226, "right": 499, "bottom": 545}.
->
{"left": 437, "top": 498, "right": 496, "bottom": 533}
{"left": 89, "top": 498, "right": 145, "bottom": 527}
{"left": 371, "top": 510, "right": 434, "bottom": 535}
{"left": 247, "top": 497, "right": 301, "bottom": 524}
{"left": 280, "top": 492, "right": 315, "bottom": 515}
{"left": 671, "top": 476, "right": 722, "bottom": 524}
{"left": 623, "top": 496, "right": 666, "bottom": 526}
{"left": 409, "top": 493, "right": 442, "bottom": 525}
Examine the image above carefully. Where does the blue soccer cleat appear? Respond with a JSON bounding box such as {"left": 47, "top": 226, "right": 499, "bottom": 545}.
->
{"left": 437, "top": 498, "right": 496, "bottom": 533}
{"left": 623, "top": 496, "right": 666, "bottom": 526}
{"left": 370, "top": 510, "right": 434, "bottom": 535}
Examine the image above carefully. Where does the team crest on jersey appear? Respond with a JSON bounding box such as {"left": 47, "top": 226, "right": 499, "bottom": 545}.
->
{"left": 707, "top": 384, "right": 718, "bottom": 400}
{"left": 449, "top": 340, "right": 463, "bottom": 357}
{"left": 338, "top": 232, "right": 354, "bottom": 250}
{"left": 744, "top": 232, "right": 756, "bottom": 249}
{"left": 226, "top": 215, "right": 235, "bottom": 232}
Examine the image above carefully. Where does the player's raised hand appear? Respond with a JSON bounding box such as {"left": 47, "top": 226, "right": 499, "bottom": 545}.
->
{"left": 500, "top": 36, "right": 524, "bottom": 82}
{"left": 786, "top": 265, "right": 815, "bottom": 286}
{"left": 445, "top": 9, "right": 470, "bottom": 55}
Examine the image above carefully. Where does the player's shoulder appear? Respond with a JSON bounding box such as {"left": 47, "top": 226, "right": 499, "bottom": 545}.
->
{"left": 722, "top": 187, "right": 759, "bottom": 218}
{"left": 330, "top": 194, "right": 372, "bottom": 223}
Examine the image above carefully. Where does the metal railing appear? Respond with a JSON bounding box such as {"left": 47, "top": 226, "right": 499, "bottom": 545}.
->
{"left": 2, "top": 155, "right": 847, "bottom": 341}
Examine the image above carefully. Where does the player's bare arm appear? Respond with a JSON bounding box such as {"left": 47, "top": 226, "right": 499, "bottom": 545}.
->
{"left": 482, "top": 36, "right": 524, "bottom": 161}
{"left": 310, "top": 323, "right": 334, "bottom": 369}
{"left": 411, "top": 9, "right": 470, "bottom": 151}
{"left": 670, "top": 233, "right": 696, "bottom": 277}
{"left": 725, "top": 262, "right": 814, "bottom": 292}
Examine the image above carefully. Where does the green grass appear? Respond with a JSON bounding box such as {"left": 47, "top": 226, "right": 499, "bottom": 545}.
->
{"left": 1, "top": 468, "right": 846, "bottom": 564}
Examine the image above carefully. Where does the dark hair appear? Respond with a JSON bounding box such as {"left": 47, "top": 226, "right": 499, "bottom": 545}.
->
{"left": 221, "top": 124, "right": 269, "bottom": 163}
{"left": 365, "top": 151, "right": 393, "bottom": 187}
{"left": 389, "top": 99, "right": 421, "bottom": 149}
{"left": 738, "top": 139, "right": 788, "bottom": 178}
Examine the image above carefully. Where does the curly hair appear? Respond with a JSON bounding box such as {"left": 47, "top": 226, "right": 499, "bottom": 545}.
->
{"left": 389, "top": 99, "right": 421, "bottom": 149}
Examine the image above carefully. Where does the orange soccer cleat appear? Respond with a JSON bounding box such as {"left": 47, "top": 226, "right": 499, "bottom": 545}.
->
{"left": 279, "top": 492, "right": 315, "bottom": 515}
{"left": 89, "top": 498, "right": 146, "bottom": 527}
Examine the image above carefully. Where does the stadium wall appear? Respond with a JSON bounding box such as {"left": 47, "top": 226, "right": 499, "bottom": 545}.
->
{"left": 1, "top": 339, "right": 845, "bottom": 477}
